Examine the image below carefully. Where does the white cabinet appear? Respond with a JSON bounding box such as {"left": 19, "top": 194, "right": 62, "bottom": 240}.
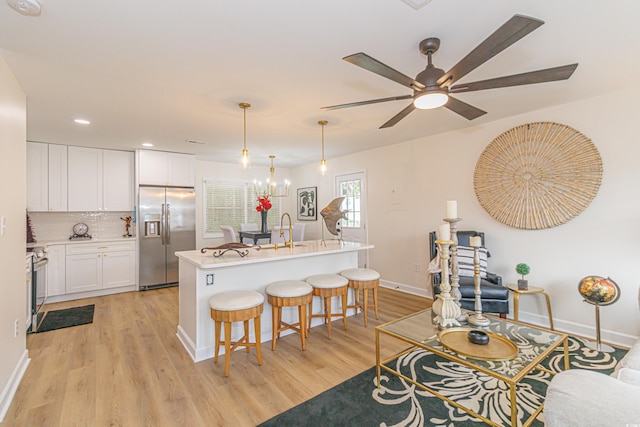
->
{"left": 138, "top": 150, "right": 195, "bottom": 187}
{"left": 68, "top": 147, "right": 134, "bottom": 211}
{"left": 26, "top": 142, "right": 49, "bottom": 211}
{"left": 46, "top": 244, "right": 66, "bottom": 297}
{"left": 47, "top": 144, "right": 68, "bottom": 212}
{"left": 65, "top": 241, "right": 135, "bottom": 294}
{"left": 103, "top": 149, "right": 134, "bottom": 211}
{"left": 27, "top": 143, "right": 68, "bottom": 212}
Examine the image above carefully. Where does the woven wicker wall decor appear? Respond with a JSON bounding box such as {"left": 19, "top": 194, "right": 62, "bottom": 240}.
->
{"left": 473, "top": 122, "right": 602, "bottom": 230}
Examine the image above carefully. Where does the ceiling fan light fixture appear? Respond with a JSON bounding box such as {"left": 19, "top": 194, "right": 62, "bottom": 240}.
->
{"left": 413, "top": 91, "right": 448, "bottom": 109}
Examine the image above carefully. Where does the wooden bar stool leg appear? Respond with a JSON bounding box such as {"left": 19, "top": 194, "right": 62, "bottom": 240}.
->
{"left": 244, "top": 320, "right": 250, "bottom": 353}
{"left": 214, "top": 320, "right": 221, "bottom": 363}
{"left": 298, "top": 304, "right": 306, "bottom": 350}
{"left": 223, "top": 322, "right": 232, "bottom": 377}
{"left": 363, "top": 288, "right": 369, "bottom": 327}
{"left": 354, "top": 287, "right": 360, "bottom": 314}
{"left": 254, "top": 315, "right": 262, "bottom": 366}
{"left": 271, "top": 305, "right": 279, "bottom": 351}
{"left": 308, "top": 296, "right": 314, "bottom": 331}
{"left": 325, "top": 297, "right": 332, "bottom": 339}
{"left": 373, "top": 286, "right": 379, "bottom": 320}
{"left": 341, "top": 291, "right": 348, "bottom": 330}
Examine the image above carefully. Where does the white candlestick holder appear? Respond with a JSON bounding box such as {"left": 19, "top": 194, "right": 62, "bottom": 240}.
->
{"left": 433, "top": 239, "right": 461, "bottom": 328}
{"left": 467, "top": 244, "right": 490, "bottom": 327}
{"left": 444, "top": 217, "right": 467, "bottom": 323}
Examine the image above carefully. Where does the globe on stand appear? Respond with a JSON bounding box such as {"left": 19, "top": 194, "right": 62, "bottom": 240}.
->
{"left": 578, "top": 275, "right": 620, "bottom": 352}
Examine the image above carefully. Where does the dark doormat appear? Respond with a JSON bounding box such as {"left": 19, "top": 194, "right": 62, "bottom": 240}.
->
{"left": 37, "top": 304, "right": 95, "bottom": 333}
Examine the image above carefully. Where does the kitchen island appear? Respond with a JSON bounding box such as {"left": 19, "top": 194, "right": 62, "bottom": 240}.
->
{"left": 176, "top": 240, "right": 374, "bottom": 362}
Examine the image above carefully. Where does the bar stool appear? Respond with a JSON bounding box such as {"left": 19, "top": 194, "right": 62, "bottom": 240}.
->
{"left": 306, "top": 274, "right": 349, "bottom": 339}
{"left": 341, "top": 268, "right": 380, "bottom": 327}
{"left": 208, "top": 290, "right": 264, "bottom": 377}
{"left": 266, "top": 280, "right": 313, "bottom": 350}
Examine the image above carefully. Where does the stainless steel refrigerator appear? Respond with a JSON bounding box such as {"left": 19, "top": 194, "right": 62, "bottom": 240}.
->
{"left": 138, "top": 186, "right": 195, "bottom": 290}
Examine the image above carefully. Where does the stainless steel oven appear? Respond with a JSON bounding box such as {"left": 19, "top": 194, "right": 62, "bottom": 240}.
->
{"left": 28, "top": 246, "right": 48, "bottom": 332}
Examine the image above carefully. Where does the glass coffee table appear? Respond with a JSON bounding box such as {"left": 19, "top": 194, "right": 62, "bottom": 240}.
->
{"left": 375, "top": 308, "right": 569, "bottom": 427}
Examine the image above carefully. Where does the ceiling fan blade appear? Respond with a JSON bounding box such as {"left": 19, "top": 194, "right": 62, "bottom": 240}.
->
{"left": 344, "top": 53, "right": 425, "bottom": 90}
{"left": 449, "top": 64, "right": 578, "bottom": 93}
{"left": 379, "top": 103, "right": 416, "bottom": 128}
{"left": 444, "top": 96, "right": 487, "bottom": 120}
{"left": 437, "top": 15, "right": 544, "bottom": 88}
{"left": 321, "top": 94, "right": 413, "bottom": 111}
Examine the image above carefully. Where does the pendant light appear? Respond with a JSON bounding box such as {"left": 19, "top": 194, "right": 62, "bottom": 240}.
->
{"left": 318, "top": 120, "right": 328, "bottom": 175}
{"left": 239, "top": 102, "right": 250, "bottom": 169}
{"left": 254, "top": 155, "right": 290, "bottom": 198}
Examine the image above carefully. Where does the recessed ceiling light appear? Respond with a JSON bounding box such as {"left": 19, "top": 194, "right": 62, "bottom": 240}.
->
{"left": 6, "top": 0, "right": 41, "bottom": 16}
{"left": 142, "top": 143, "right": 154, "bottom": 147}
{"left": 74, "top": 119, "right": 90, "bottom": 125}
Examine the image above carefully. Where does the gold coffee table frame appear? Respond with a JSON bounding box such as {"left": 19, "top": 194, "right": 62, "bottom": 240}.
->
{"left": 375, "top": 309, "right": 569, "bottom": 427}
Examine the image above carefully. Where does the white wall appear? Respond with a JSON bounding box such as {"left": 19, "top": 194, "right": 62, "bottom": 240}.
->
{"left": 0, "top": 54, "right": 29, "bottom": 421}
{"left": 291, "top": 87, "right": 640, "bottom": 347}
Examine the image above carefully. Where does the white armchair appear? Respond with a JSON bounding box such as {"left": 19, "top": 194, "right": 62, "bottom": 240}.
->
{"left": 545, "top": 339, "right": 640, "bottom": 426}
{"left": 220, "top": 226, "right": 237, "bottom": 243}
{"left": 270, "top": 226, "right": 290, "bottom": 244}
{"left": 292, "top": 223, "right": 306, "bottom": 242}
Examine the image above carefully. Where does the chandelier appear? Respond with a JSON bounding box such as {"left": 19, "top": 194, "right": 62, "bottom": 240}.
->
{"left": 254, "top": 155, "right": 290, "bottom": 198}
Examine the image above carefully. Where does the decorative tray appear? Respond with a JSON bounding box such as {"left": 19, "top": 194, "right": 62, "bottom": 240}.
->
{"left": 438, "top": 327, "right": 518, "bottom": 361}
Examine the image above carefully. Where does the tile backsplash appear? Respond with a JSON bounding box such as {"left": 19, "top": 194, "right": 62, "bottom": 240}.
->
{"left": 28, "top": 211, "right": 135, "bottom": 242}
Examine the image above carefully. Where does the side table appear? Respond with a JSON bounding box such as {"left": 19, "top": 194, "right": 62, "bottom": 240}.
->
{"left": 506, "top": 283, "right": 554, "bottom": 330}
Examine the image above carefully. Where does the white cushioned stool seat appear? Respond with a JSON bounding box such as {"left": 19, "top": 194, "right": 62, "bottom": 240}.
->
{"left": 208, "top": 290, "right": 264, "bottom": 377}
{"left": 266, "top": 280, "right": 313, "bottom": 351}
{"left": 340, "top": 268, "right": 380, "bottom": 281}
{"left": 340, "top": 268, "right": 380, "bottom": 327}
{"left": 306, "top": 274, "right": 348, "bottom": 289}
{"left": 306, "top": 274, "right": 349, "bottom": 339}
{"left": 209, "top": 290, "right": 264, "bottom": 311}
{"left": 266, "top": 280, "right": 313, "bottom": 298}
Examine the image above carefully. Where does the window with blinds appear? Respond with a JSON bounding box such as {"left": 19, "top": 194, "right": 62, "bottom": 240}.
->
{"left": 203, "top": 180, "right": 281, "bottom": 237}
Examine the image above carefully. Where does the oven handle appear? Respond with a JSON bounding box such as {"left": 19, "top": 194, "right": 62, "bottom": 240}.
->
{"left": 33, "top": 258, "right": 49, "bottom": 269}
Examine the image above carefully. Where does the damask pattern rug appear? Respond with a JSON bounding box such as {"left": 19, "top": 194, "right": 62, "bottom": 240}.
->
{"left": 259, "top": 335, "right": 626, "bottom": 427}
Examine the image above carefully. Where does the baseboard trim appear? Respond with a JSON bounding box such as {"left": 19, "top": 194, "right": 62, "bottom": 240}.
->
{"left": 0, "top": 349, "right": 30, "bottom": 422}
{"left": 380, "top": 280, "right": 431, "bottom": 299}
{"left": 517, "top": 310, "right": 637, "bottom": 348}
{"left": 46, "top": 285, "right": 136, "bottom": 304}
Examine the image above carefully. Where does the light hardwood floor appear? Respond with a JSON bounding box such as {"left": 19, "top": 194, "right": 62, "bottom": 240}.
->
{"left": 3, "top": 286, "right": 430, "bottom": 427}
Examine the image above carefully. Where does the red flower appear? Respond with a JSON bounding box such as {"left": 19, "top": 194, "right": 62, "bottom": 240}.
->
{"left": 256, "top": 196, "right": 272, "bottom": 212}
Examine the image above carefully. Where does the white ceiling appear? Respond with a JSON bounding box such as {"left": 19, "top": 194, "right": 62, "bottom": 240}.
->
{"left": 1, "top": 0, "right": 639, "bottom": 168}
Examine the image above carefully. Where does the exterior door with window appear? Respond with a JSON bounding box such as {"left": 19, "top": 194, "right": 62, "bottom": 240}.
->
{"left": 335, "top": 172, "right": 368, "bottom": 267}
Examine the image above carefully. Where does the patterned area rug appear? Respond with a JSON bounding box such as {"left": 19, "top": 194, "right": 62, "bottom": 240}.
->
{"left": 259, "top": 335, "right": 626, "bottom": 427}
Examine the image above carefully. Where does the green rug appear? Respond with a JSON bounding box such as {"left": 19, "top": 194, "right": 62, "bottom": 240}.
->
{"left": 259, "top": 335, "right": 626, "bottom": 426}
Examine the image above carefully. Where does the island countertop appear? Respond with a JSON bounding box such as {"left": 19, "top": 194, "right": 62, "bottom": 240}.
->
{"left": 175, "top": 240, "right": 374, "bottom": 269}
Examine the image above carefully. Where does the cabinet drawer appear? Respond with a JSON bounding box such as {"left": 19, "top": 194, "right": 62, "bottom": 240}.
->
{"left": 66, "top": 241, "right": 136, "bottom": 255}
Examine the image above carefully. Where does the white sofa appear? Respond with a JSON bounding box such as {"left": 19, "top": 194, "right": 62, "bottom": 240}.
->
{"left": 545, "top": 339, "right": 640, "bottom": 426}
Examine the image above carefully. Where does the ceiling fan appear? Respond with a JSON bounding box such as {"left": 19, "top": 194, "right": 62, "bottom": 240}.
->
{"left": 321, "top": 15, "right": 578, "bottom": 129}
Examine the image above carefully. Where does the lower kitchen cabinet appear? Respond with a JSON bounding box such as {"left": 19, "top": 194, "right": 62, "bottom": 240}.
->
{"left": 46, "top": 244, "right": 66, "bottom": 297}
{"left": 65, "top": 241, "right": 135, "bottom": 294}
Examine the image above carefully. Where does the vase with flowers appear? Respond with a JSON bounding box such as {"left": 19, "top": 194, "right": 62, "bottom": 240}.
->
{"left": 256, "top": 196, "right": 272, "bottom": 232}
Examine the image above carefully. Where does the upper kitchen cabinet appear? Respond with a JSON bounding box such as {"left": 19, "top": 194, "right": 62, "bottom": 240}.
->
{"left": 138, "top": 150, "right": 195, "bottom": 187}
{"left": 68, "top": 147, "right": 134, "bottom": 211}
{"left": 27, "top": 142, "right": 48, "bottom": 211}
{"left": 26, "top": 142, "right": 68, "bottom": 212}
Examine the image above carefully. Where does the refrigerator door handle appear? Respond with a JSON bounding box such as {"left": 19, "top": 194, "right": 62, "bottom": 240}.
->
{"left": 166, "top": 203, "right": 171, "bottom": 245}
{"left": 161, "top": 203, "right": 165, "bottom": 245}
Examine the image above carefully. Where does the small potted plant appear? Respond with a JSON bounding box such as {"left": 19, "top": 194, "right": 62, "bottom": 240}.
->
{"left": 516, "top": 263, "right": 530, "bottom": 290}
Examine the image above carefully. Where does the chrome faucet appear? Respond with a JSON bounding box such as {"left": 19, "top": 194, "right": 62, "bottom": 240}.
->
{"left": 280, "top": 212, "right": 294, "bottom": 248}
